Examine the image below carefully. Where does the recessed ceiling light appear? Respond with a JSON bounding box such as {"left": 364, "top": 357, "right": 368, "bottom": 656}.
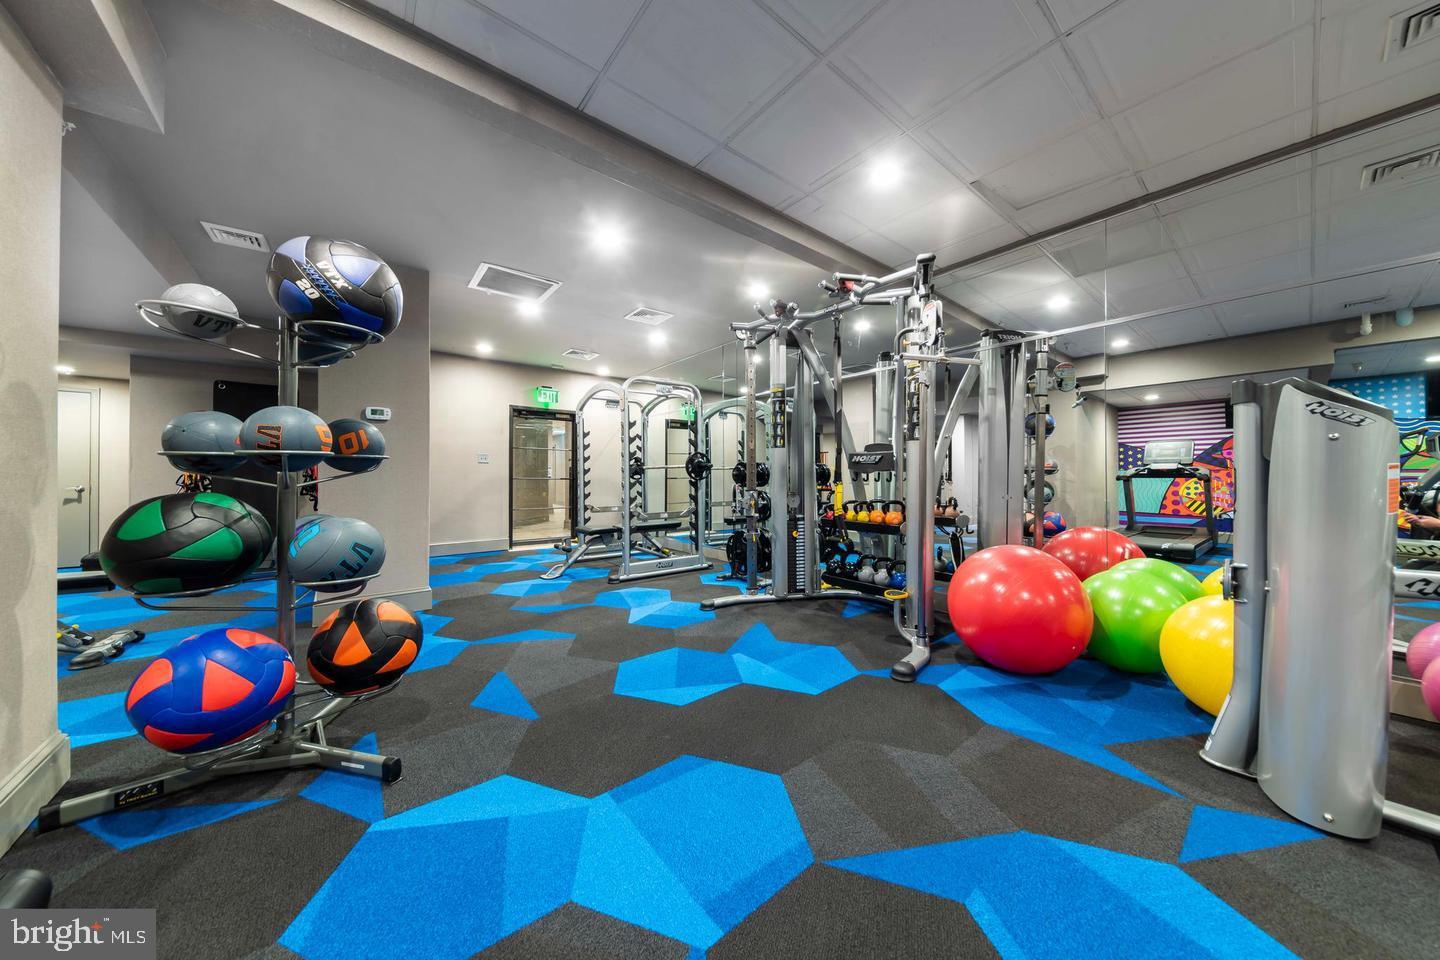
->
{"left": 589, "top": 219, "right": 628, "bottom": 256}
{"left": 854, "top": 319, "right": 872, "bottom": 333}
{"left": 867, "top": 156, "right": 903, "bottom": 190}
{"left": 597, "top": 365, "right": 611, "bottom": 376}
{"left": 1426, "top": 355, "right": 1440, "bottom": 363}
{"left": 745, "top": 281, "right": 769, "bottom": 301}
{"left": 476, "top": 342, "right": 494, "bottom": 355}
{"left": 1046, "top": 295, "right": 1072, "bottom": 313}
{"left": 1110, "top": 337, "right": 1130, "bottom": 349}
{"left": 649, "top": 330, "right": 665, "bottom": 346}
{"left": 55, "top": 364, "right": 75, "bottom": 375}
{"left": 516, "top": 300, "right": 541, "bottom": 318}
{"left": 1143, "top": 393, "right": 1160, "bottom": 401}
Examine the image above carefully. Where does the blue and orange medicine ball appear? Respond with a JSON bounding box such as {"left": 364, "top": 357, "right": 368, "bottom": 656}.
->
{"left": 1024, "top": 412, "right": 1056, "bottom": 437}
{"left": 266, "top": 236, "right": 402, "bottom": 341}
{"left": 1042, "top": 511, "right": 1067, "bottom": 535}
{"left": 125, "top": 628, "right": 295, "bottom": 753}
{"left": 307, "top": 598, "right": 423, "bottom": 696}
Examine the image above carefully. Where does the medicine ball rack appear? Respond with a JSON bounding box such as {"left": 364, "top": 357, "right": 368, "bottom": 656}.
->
{"left": 38, "top": 303, "right": 399, "bottom": 831}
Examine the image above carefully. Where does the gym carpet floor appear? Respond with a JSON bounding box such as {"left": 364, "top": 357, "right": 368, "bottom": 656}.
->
{"left": 10, "top": 544, "right": 1440, "bottom": 960}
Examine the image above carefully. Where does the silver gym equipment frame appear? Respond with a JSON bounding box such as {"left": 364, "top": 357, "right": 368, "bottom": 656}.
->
{"left": 702, "top": 254, "right": 978, "bottom": 681}
{"left": 39, "top": 301, "right": 400, "bottom": 831}
{"left": 1200, "top": 377, "right": 1440, "bottom": 840}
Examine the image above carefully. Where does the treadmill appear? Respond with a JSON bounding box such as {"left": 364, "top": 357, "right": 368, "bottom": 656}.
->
{"left": 1116, "top": 439, "right": 1216, "bottom": 562}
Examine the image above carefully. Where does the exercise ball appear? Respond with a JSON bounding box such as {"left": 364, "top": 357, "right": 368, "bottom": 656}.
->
{"left": 125, "top": 628, "right": 295, "bottom": 753}
{"left": 1024, "top": 412, "right": 1056, "bottom": 437}
{"left": 266, "top": 236, "right": 403, "bottom": 341}
{"left": 947, "top": 545, "right": 1092, "bottom": 674}
{"left": 100, "top": 492, "right": 272, "bottom": 595}
{"left": 1041, "top": 526, "right": 1144, "bottom": 581}
{"left": 288, "top": 516, "right": 385, "bottom": 589}
{"left": 240, "top": 405, "right": 333, "bottom": 470}
{"left": 1201, "top": 567, "right": 1225, "bottom": 596}
{"left": 307, "top": 598, "right": 423, "bottom": 695}
{"left": 1423, "top": 660, "right": 1440, "bottom": 720}
{"left": 1406, "top": 621, "right": 1440, "bottom": 678}
{"left": 161, "top": 411, "right": 243, "bottom": 474}
{"left": 1159, "top": 595, "right": 1234, "bottom": 715}
{"left": 326, "top": 418, "right": 386, "bottom": 473}
{"left": 1111, "top": 557, "right": 1205, "bottom": 602}
{"left": 1042, "top": 511, "right": 1067, "bottom": 536}
{"left": 1082, "top": 566, "right": 1188, "bottom": 673}
{"left": 154, "top": 283, "right": 239, "bottom": 340}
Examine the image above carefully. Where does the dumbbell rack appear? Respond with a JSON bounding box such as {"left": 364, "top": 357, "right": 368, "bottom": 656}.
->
{"left": 38, "top": 306, "right": 400, "bottom": 831}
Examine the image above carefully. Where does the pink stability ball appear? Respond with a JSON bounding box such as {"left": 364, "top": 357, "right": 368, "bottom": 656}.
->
{"left": 1406, "top": 621, "right": 1440, "bottom": 678}
{"left": 1423, "top": 659, "right": 1440, "bottom": 721}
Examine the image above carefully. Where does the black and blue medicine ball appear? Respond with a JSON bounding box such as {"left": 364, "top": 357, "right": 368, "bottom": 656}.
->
{"left": 266, "top": 236, "right": 402, "bottom": 341}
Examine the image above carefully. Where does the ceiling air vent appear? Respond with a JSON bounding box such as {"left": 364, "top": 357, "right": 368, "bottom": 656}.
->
{"left": 548, "top": 363, "right": 567, "bottom": 371}
{"left": 1386, "top": 3, "right": 1440, "bottom": 59}
{"left": 1342, "top": 295, "right": 1390, "bottom": 310}
{"left": 201, "top": 221, "right": 269, "bottom": 252}
{"left": 624, "top": 306, "right": 674, "bottom": 326}
{"left": 562, "top": 348, "right": 598, "bottom": 362}
{"left": 1360, "top": 145, "right": 1440, "bottom": 190}
{"left": 468, "top": 263, "right": 562, "bottom": 303}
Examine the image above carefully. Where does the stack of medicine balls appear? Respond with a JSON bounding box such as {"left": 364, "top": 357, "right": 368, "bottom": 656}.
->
{"left": 108, "top": 236, "right": 424, "bottom": 755}
{"left": 945, "top": 525, "right": 1236, "bottom": 718}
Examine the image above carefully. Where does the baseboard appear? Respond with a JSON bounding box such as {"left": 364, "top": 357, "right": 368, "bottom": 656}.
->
{"left": 0, "top": 731, "right": 70, "bottom": 856}
{"left": 430, "top": 538, "right": 507, "bottom": 557}
{"left": 312, "top": 585, "right": 434, "bottom": 620}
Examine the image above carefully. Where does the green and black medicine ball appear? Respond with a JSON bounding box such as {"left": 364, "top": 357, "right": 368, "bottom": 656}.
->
{"left": 100, "top": 492, "right": 273, "bottom": 594}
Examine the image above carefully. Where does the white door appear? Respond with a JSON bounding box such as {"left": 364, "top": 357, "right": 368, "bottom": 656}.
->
{"left": 57, "top": 388, "right": 96, "bottom": 567}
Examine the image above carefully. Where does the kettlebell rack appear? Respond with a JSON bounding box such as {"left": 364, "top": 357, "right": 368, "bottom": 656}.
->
{"left": 37, "top": 303, "right": 401, "bottom": 831}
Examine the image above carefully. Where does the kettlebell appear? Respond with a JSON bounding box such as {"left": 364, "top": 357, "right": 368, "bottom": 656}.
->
{"left": 856, "top": 555, "right": 877, "bottom": 583}
{"left": 944, "top": 497, "right": 959, "bottom": 520}
{"left": 842, "top": 552, "right": 861, "bottom": 576}
{"left": 873, "top": 558, "right": 893, "bottom": 589}
{"left": 855, "top": 501, "right": 871, "bottom": 523}
{"left": 933, "top": 497, "right": 944, "bottom": 519}
{"left": 884, "top": 500, "right": 904, "bottom": 525}
{"left": 843, "top": 500, "right": 857, "bottom": 522}
{"left": 890, "top": 561, "right": 907, "bottom": 590}
{"left": 934, "top": 548, "right": 947, "bottom": 575}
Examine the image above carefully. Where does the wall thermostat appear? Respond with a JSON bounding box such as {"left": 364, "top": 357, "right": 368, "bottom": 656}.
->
{"left": 364, "top": 406, "right": 392, "bottom": 422}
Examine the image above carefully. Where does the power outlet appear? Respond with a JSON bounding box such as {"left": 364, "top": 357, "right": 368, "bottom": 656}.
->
{"left": 476, "top": 453, "right": 490, "bottom": 464}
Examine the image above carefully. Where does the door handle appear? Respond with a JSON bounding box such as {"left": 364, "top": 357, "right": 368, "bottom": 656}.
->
{"left": 70, "top": 485, "right": 86, "bottom": 493}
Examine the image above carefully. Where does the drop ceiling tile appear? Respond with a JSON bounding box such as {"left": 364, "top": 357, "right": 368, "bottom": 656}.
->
{"left": 1048, "top": 211, "right": 1174, "bottom": 273}
{"left": 1194, "top": 249, "right": 1311, "bottom": 297}
{"left": 1178, "top": 216, "right": 1311, "bottom": 274}
{"left": 584, "top": 79, "right": 718, "bottom": 164}
{"left": 1126, "top": 307, "right": 1228, "bottom": 347}
{"left": 1012, "top": 174, "right": 1147, "bottom": 233}
{"left": 1052, "top": 327, "right": 1107, "bottom": 357}
{"left": 995, "top": 279, "right": 1105, "bottom": 328}
{"left": 699, "top": 148, "right": 803, "bottom": 207}
{"left": 967, "top": 254, "right": 1073, "bottom": 300}
{"left": 1104, "top": 251, "right": 1189, "bottom": 295}
{"left": 1137, "top": 112, "right": 1314, "bottom": 192}
{"left": 1314, "top": 217, "right": 1440, "bottom": 274}
{"left": 850, "top": 230, "right": 915, "bottom": 269}
{"left": 1416, "top": 266, "right": 1440, "bottom": 307}
{"left": 477, "top": 0, "right": 646, "bottom": 69}
{"left": 920, "top": 46, "right": 1099, "bottom": 179}
{"left": 980, "top": 122, "right": 1132, "bottom": 208}
{"left": 1315, "top": 185, "right": 1440, "bottom": 244}
{"left": 1317, "top": 0, "right": 1440, "bottom": 105}
{"left": 1318, "top": 64, "right": 1440, "bottom": 133}
{"left": 413, "top": 0, "right": 598, "bottom": 105}
{"left": 832, "top": 0, "right": 1053, "bottom": 121}
{"left": 606, "top": 0, "right": 814, "bottom": 140}
{"left": 876, "top": 188, "right": 1009, "bottom": 253}
{"left": 1045, "top": 0, "right": 1119, "bottom": 31}
{"left": 1213, "top": 286, "right": 1313, "bottom": 334}
{"left": 763, "top": 0, "right": 887, "bottom": 51}
{"left": 1312, "top": 106, "right": 1440, "bottom": 167}
{"left": 1066, "top": 0, "right": 1315, "bottom": 113}
{"left": 1107, "top": 276, "right": 1202, "bottom": 318}
{"left": 1110, "top": 29, "right": 1314, "bottom": 169}
{"left": 937, "top": 279, "right": 1021, "bottom": 326}
{"left": 933, "top": 222, "right": 1028, "bottom": 268}
{"left": 729, "top": 66, "right": 900, "bottom": 189}
{"left": 1162, "top": 172, "right": 1311, "bottom": 246}
{"left": 809, "top": 137, "right": 967, "bottom": 230}
{"left": 784, "top": 195, "right": 868, "bottom": 243}
{"left": 1310, "top": 264, "right": 1432, "bottom": 322}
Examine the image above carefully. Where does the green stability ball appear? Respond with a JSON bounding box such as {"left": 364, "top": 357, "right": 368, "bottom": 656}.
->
{"left": 1082, "top": 566, "right": 1188, "bottom": 673}
{"left": 1109, "top": 557, "right": 1205, "bottom": 603}
{"left": 100, "top": 492, "right": 273, "bottom": 594}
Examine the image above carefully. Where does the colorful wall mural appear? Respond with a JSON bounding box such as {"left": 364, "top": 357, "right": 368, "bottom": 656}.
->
{"left": 1116, "top": 401, "right": 1234, "bottom": 532}
{"left": 1331, "top": 373, "right": 1437, "bottom": 484}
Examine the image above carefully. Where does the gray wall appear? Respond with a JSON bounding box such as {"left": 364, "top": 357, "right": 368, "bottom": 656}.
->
{"left": 0, "top": 4, "right": 66, "bottom": 854}
{"left": 1046, "top": 390, "right": 1117, "bottom": 529}
{"left": 317, "top": 264, "right": 431, "bottom": 610}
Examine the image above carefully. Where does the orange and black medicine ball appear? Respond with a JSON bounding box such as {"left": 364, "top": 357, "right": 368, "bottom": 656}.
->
{"left": 306, "top": 598, "right": 423, "bottom": 696}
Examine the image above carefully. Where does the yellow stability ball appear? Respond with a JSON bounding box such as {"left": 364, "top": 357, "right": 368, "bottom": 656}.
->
{"left": 1201, "top": 567, "right": 1225, "bottom": 596}
{"left": 1159, "top": 595, "right": 1234, "bottom": 716}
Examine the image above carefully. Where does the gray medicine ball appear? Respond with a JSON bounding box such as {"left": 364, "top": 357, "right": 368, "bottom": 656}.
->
{"left": 287, "top": 516, "right": 386, "bottom": 590}
{"left": 161, "top": 411, "right": 243, "bottom": 473}
{"left": 240, "top": 405, "right": 332, "bottom": 470}
{"left": 157, "top": 283, "right": 240, "bottom": 340}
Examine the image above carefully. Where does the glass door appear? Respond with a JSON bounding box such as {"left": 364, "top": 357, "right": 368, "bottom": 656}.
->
{"left": 510, "top": 407, "right": 574, "bottom": 546}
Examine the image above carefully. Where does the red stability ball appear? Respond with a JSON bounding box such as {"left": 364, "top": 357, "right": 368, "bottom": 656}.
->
{"left": 1041, "top": 526, "right": 1144, "bottom": 582}
{"left": 947, "top": 545, "right": 1093, "bottom": 674}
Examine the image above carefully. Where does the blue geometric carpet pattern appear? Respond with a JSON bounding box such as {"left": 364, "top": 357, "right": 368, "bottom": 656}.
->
{"left": 614, "top": 623, "right": 859, "bottom": 705}
{"left": 831, "top": 831, "right": 1298, "bottom": 959}
{"left": 1179, "top": 806, "right": 1323, "bottom": 863}
{"left": 280, "top": 756, "right": 811, "bottom": 959}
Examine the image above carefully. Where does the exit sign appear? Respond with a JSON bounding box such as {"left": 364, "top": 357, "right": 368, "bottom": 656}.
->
{"left": 533, "top": 385, "right": 560, "bottom": 408}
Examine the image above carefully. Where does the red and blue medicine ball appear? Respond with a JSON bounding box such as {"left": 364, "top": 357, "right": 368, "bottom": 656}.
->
{"left": 125, "top": 628, "right": 296, "bottom": 754}
{"left": 1042, "top": 511, "right": 1067, "bottom": 535}
{"left": 266, "top": 236, "right": 402, "bottom": 341}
